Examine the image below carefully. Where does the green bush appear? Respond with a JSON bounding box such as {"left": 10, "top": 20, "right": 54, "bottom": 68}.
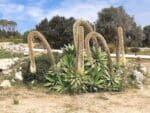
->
{"left": 21, "top": 52, "right": 62, "bottom": 83}
{"left": 22, "top": 55, "right": 52, "bottom": 83}
{"left": 45, "top": 45, "right": 123, "bottom": 94}
{"left": 130, "top": 47, "right": 140, "bottom": 55}
{"left": 0, "top": 38, "right": 23, "bottom": 44}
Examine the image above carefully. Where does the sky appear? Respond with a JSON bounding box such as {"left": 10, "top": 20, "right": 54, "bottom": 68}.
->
{"left": 0, "top": 0, "right": 150, "bottom": 33}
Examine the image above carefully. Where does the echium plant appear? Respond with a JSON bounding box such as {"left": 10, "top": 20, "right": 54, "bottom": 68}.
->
{"left": 27, "top": 31, "right": 55, "bottom": 73}
{"left": 85, "top": 32, "right": 113, "bottom": 76}
{"left": 73, "top": 20, "right": 99, "bottom": 75}
{"left": 116, "top": 26, "right": 126, "bottom": 66}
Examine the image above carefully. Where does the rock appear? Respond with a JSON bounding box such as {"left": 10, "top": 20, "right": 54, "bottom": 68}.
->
{"left": 132, "top": 70, "right": 144, "bottom": 89}
{"left": 11, "top": 79, "right": 16, "bottom": 83}
{"left": 0, "top": 80, "right": 11, "bottom": 88}
{"left": 116, "top": 69, "right": 124, "bottom": 76}
{"left": 2, "top": 69, "right": 12, "bottom": 75}
{"left": 138, "top": 64, "right": 147, "bottom": 75}
{"left": 0, "top": 58, "right": 19, "bottom": 70}
{"left": 15, "top": 71, "right": 23, "bottom": 81}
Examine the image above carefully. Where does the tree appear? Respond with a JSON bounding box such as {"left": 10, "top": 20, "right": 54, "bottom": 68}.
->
{"left": 143, "top": 25, "right": 150, "bottom": 47}
{"left": 36, "top": 16, "right": 75, "bottom": 48}
{"left": 0, "top": 19, "right": 19, "bottom": 38}
{"left": 96, "top": 6, "right": 144, "bottom": 47}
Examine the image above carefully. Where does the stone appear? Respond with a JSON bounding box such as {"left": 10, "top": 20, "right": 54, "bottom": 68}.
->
{"left": 2, "top": 69, "right": 12, "bottom": 75}
{"left": 138, "top": 64, "right": 147, "bottom": 75}
{"left": 132, "top": 70, "right": 144, "bottom": 89}
{"left": 0, "top": 80, "right": 11, "bottom": 88}
{"left": 15, "top": 71, "right": 23, "bottom": 81}
{"left": 0, "top": 58, "right": 19, "bottom": 70}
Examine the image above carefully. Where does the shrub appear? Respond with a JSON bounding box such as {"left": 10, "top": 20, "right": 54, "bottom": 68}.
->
{"left": 0, "top": 38, "right": 23, "bottom": 44}
{"left": 45, "top": 45, "right": 123, "bottom": 94}
{"left": 22, "top": 55, "right": 52, "bottom": 83}
{"left": 130, "top": 47, "right": 140, "bottom": 55}
{"left": 21, "top": 52, "right": 62, "bottom": 83}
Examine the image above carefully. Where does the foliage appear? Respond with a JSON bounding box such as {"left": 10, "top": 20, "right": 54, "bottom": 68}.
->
{"left": 0, "top": 49, "right": 23, "bottom": 59}
{"left": 45, "top": 45, "right": 123, "bottom": 94}
{"left": 22, "top": 31, "right": 30, "bottom": 43}
{"left": 143, "top": 25, "right": 150, "bottom": 47}
{"left": 22, "top": 55, "right": 52, "bottom": 83}
{"left": 0, "top": 37, "right": 23, "bottom": 44}
{"left": 36, "top": 16, "right": 75, "bottom": 49}
{"left": 0, "top": 19, "right": 21, "bottom": 39}
{"left": 96, "top": 6, "right": 144, "bottom": 47}
{"left": 130, "top": 47, "right": 140, "bottom": 55}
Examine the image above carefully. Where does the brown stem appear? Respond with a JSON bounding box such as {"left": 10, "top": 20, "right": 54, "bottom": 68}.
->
{"left": 75, "top": 26, "right": 84, "bottom": 75}
{"left": 117, "top": 26, "right": 126, "bottom": 66}
{"left": 85, "top": 32, "right": 112, "bottom": 75}
{"left": 27, "top": 31, "right": 55, "bottom": 73}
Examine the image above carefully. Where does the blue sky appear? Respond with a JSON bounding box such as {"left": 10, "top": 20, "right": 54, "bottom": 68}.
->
{"left": 0, "top": 0, "right": 150, "bottom": 33}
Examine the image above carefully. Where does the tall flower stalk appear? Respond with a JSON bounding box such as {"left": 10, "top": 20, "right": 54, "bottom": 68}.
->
{"left": 116, "top": 26, "right": 126, "bottom": 66}
{"left": 73, "top": 20, "right": 99, "bottom": 75}
{"left": 27, "top": 31, "right": 55, "bottom": 73}
{"left": 85, "top": 32, "right": 112, "bottom": 75}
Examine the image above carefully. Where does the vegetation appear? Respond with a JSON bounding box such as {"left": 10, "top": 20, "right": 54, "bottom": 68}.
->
{"left": 143, "top": 25, "right": 150, "bottom": 47}
{"left": 96, "top": 6, "right": 144, "bottom": 47}
{"left": 45, "top": 45, "right": 122, "bottom": 94}
{"left": 22, "top": 54, "right": 52, "bottom": 83}
{"left": 27, "top": 31, "right": 55, "bottom": 73}
{"left": 36, "top": 16, "right": 75, "bottom": 49}
{"left": 0, "top": 49, "right": 23, "bottom": 59}
{"left": 22, "top": 19, "right": 123, "bottom": 94}
{"left": 0, "top": 19, "right": 21, "bottom": 39}
{"left": 130, "top": 47, "right": 140, "bottom": 55}
{"left": 0, "top": 37, "right": 23, "bottom": 44}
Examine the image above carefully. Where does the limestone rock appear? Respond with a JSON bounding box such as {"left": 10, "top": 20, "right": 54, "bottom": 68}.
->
{"left": 133, "top": 70, "right": 144, "bottom": 89}
{"left": 0, "top": 80, "right": 11, "bottom": 88}
{"left": 15, "top": 71, "right": 23, "bottom": 81}
{"left": 138, "top": 64, "right": 147, "bottom": 75}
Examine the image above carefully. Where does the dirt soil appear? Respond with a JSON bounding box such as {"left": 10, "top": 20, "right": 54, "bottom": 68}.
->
{"left": 0, "top": 60, "right": 150, "bottom": 113}
{"left": 0, "top": 87, "right": 150, "bottom": 113}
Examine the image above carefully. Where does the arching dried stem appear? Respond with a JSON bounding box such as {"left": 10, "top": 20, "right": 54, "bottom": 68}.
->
{"left": 85, "top": 32, "right": 112, "bottom": 75}
{"left": 73, "top": 20, "right": 99, "bottom": 74}
{"left": 27, "top": 31, "right": 55, "bottom": 73}
{"left": 117, "top": 26, "right": 126, "bottom": 66}
{"left": 73, "top": 20, "right": 98, "bottom": 50}
{"left": 76, "top": 26, "right": 84, "bottom": 74}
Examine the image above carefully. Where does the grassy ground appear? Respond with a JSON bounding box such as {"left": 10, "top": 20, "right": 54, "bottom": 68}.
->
{"left": 126, "top": 50, "right": 150, "bottom": 55}
{"left": 0, "top": 49, "right": 23, "bottom": 59}
{"left": 0, "top": 38, "right": 23, "bottom": 44}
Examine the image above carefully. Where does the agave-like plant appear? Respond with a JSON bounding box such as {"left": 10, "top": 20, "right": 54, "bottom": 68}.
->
{"left": 27, "top": 30, "right": 55, "bottom": 73}
{"left": 85, "top": 32, "right": 112, "bottom": 75}
{"left": 116, "top": 26, "right": 126, "bottom": 66}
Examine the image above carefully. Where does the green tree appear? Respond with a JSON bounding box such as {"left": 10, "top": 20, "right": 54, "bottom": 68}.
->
{"left": 36, "top": 16, "right": 75, "bottom": 48}
{"left": 96, "top": 6, "right": 144, "bottom": 47}
{"left": 0, "top": 19, "right": 19, "bottom": 38}
{"left": 143, "top": 25, "right": 150, "bottom": 47}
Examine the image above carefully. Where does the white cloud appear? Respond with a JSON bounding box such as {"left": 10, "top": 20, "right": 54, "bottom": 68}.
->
{"left": 0, "top": 4, "right": 24, "bottom": 13}
{"left": 0, "top": 0, "right": 149, "bottom": 32}
{"left": 46, "top": 0, "right": 109, "bottom": 22}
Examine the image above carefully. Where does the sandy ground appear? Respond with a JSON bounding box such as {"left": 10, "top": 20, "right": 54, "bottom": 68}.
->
{"left": 0, "top": 60, "right": 150, "bottom": 113}
{"left": 0, "top": 86, "right": 150, "bottom": 113}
